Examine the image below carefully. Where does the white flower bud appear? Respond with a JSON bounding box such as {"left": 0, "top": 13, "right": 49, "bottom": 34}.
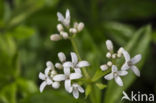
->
{"left": 52, "top": 82, "right": 60, "bottom": 89}
{"left": 55, "top": 63, "right": 63, "bottom": 69}
{"left": 112, "top": 54, "right": 117, "bottom": 59}
{"left": 46, "top": 61, "right": 53, "bottom": 67}
{"left": 107, "top": 61, "right": 112, "bottom": 67}
{"left": 117, "top": 53, "right": 122, "bottom": 58}
{"left": 106, "top": 40, "right": 113, "bottom": 51}
{"left": 100, "top": 64, "right": 108, "bottom": 71}
{"left": 57, "top": 24, "right": 64, "bottom": 32}
{"left": 77, "top": 22, "right": 84, "bottom": 32}
{"left": 117, "top": 47, "right": 124, "bottom": 55}
{"left": 106, "top": 52, "right": 111, "bottom": 58}
{"left": 60, "top": 31, "right": 68, "bottom": 39}
{"left": 74, "top": 22, "right": 79, "bottom": 28}
{"left": 69, "top": 28, "right": 77, "bottom": 34}
{"left": 50, "top": 34, "right": 61, "bottom": 41}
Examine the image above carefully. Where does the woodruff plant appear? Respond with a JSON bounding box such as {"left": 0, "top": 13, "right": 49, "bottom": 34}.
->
{"left": 39, "top": 9, "right": 142, "bottom": 99}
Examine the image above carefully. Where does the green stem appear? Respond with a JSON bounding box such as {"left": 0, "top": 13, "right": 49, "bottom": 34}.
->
{"left": 70, "top": 38, "right": 90, "bottom": 79}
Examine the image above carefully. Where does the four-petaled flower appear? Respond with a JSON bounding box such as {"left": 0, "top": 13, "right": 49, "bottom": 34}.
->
{"left": 39, "top": 61, "right": 60, "bottom": 92}
{"left": 57, "top": 9, "right": 70, "bottom": 27}
{"left": 53, "top": 67, "right": 82, "bottom": 93}
{"left": 121, "top": 50, "right": 142, "bottom": 77}
{"left": 63, "top": 52, "right": 90, "bottom": 73}
{"left": 104, "top": 65, "right": 128, "bottom": 86}
{"left": 69, "top": 83, "right": 84, "bottom": 99}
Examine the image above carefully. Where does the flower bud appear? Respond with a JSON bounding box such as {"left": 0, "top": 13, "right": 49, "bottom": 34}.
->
{"left": 100, "top": 64, "right": 108, "bottom": 71}
{"left": 69, "top": 28, "right": 77, "bottom": 34}
{"left": 117, "top": 47, "right": 124, "bottom": 54}
{"left": 52, "top": 82, "right": 60, "bottom": 89}
{"left": 57, "top": 24, "right": 64, "bottom": 32}
{"left": 77, "top": 22, "right": 84, "bottom": 32}
{"left": 46, "top": 61, "right": 53, "bottom": 67}
{"left": 55, "top": 63, "right": 63, "bottom": 69}
{"left": 60, "top": 31, "right": 68, "bottom": 39}
{"left": 112, "top": 54, "right": 117, "bottom": 59}
{"left": 106, "top": 40, "right": 113, "bottom": 51}
{"left": 50, "top": 34, "right": 61, "bottom": 41}
{"left": 107, "top": 61, "right": 112, "bottom": 67}
{"left": 106, "top": 52, "right": 111, "bottom": 58}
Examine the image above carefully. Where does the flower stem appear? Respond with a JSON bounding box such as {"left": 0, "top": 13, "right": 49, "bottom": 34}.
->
{"left": 70, "top": 38, "right": 90, "bottom": 79}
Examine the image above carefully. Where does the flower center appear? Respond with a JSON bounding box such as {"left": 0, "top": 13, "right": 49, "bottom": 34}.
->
{"left": 65, "top": 75, "right": 70, "bottom": 79}
{"left": 113, "top": 72, "right": 118, "bottom": 77}
{"left": 128, "top": 61, "right": 133, "bottom": 66}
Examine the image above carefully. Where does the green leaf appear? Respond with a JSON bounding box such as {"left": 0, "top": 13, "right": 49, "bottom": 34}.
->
{"left": 16, "top": 78, "right": 37, "bottom": 97}
{"left": 0, "top": 83, "right": 17, "bottom": 103}
{"left": 20, "top": 90, "right": 87, "bottom": 103}
{"left": 104, "top": 25, "right": 151, "bottom": 103}
{"left": 85, "top": 85, "right": 92, "bottom": 98}
{"left": 11, "top": 25, "right": 35, "bottom": 39}
{"left": 96, "top": 83, "right": 107, "bottom": 90}
{"left": 92, "top": 69, "right": 110, "bottom": 82}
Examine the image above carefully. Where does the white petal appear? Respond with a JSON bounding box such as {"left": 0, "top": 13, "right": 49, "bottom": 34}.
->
{"left": 63, "top": 61, "right": 73, "bottom": 67}
{"left": 66, "top": 9, "right": 70, "bottom": 20}
{"left": 100, "top": 64, "right": 108, "bottom": 71}
{"left": 52, "top": 82, "right": 60, "bottom": 89}
{"left": 74, "top": 68, "right": 82, "bottom": 74}
{"left": 65, "top": 80, "right": 72, "bottom": 93}
{"left": 118, "top": 71, "right": 128, "bottom": 76}
{"left": 65, "top": 9, "right": 70, "bottom": 25}
{"left": 39, "top": 72, "right": 46, "bottom": 80}
{"left": 112, "top": 65, "right": 118, "bottom": 72}
{"left": 114, "top": 76, "right": 123, "bottom": 86}
{"left": 73, "top": 89, "right": 79, "bottom": 99}
{"left": 77, "top": 61, "right": 90, "bottom": 68}
{"left": 53, "top": 74, "right": 65, "bottom": 81}
{"left": 131, "top": 54, "right": 142, "bottom": 64}
{"left": 71, "top": 52, "right": 78, "bottom": 65}
{"left": 58, "top": 52, "right": 66, "bottom": 62}
{"left": 78, "top": 85, "right": 84, "bottom": 93}
{"left": 123, "top": 50, "right": 130, "bottom": 62}
{"left": 40, "top": 81, "right": 47, "bottom": 92}
{"left": 106, "top": 40, "right": 113, "bottom": 51}
{"left": 57, "top": 12, "right": 64, "bottom": 22}
{"left": 44, "top": 67, "right": 50, "bottom": 76}
{"left": 46, "top": 78, "right": 52, "bottom": 85}
{"left": 131, "top": 66, "right": 140, "bottom": 77}
{"left": 121, "top": 63, "right": 129, "bottom": 71}
{"left": 63, "top": 67, "right": 70, "bottom": 75}
{"left": 104, "top": 73, "right": 113, "bottom": 80}
{"left": 70, "top": 73, "right": 82, "bottom": 80}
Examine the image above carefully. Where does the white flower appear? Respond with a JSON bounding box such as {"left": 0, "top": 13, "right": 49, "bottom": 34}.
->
{"left": 53, "top": 67, "right": 82, "bottom": 93}
{"left": 104, "top": 65, "right": 128, "bottom": 86}
{"left": 106, "top": 52, "right": 111, "bottom": 58}
{"left": 69, "top": 28, "right": 77, "bottom": 34}
{"left": 63, "top": 52, "right": 90, "bottom": 73}
{"left": 73, "top": 22, "right": 84, "bottom": 32}
{"left": 121, "top": 50, "right": 142, "bottom": 77}
{"left": 106, "top": 40, "right": 113, "bottom": 51}
{"left": 39, "top": 61, "right": 60, "bottom": 92}
{"left": 57, "top": 9, "right": 70, "bottom": 27}
{"left": 55, "top": 52, "right": 66, "bottom": 69}
{"left": 69, "top": 83, "right": 84, "bottom": 99}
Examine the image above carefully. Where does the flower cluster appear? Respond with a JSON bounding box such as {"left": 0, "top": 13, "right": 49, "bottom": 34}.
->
{"left": 39, "top": 52, "right": 90, "bottom": 99}
{"left": 100, "top": 40, "right": 142, "bottom": 86}
{"left": 50, "top": 9, "right": 84, "bottom": 41}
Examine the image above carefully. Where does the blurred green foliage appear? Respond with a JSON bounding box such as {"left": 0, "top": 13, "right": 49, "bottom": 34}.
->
{"left": 0, "top": 0, "right": 156, "bottom": 103}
